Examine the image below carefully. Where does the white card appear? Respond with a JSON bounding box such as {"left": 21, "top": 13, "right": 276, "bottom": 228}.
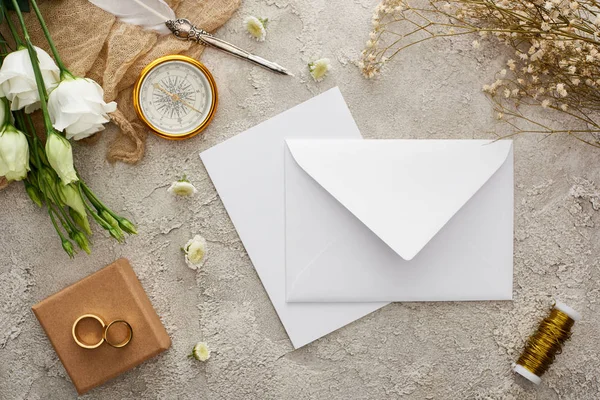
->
{"left": 200, "top": 88, "right": 386, "bottom": 348}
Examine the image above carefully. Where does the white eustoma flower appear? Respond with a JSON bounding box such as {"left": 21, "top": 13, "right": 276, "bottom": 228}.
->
{"left": 183, "top": 234, "right": 207, "bottom": 270}
{"left": 0, "top": 47, "right": 60, "bottom": 113}
{"left": 0, "top": 125, "right": 30, "bottom": 182}
{"left": 244, "top": 16, "right": 267, "bottom": 41}
{"left": 45, "top": 133, "right": 78, "bottom": 185}
{"left": 189, "top": 342, "right": 211, "bottom": 361}
{"left": 167, "top": 176, "right": 198, "bottom": 197}
{"left": 48, "top": 76, "right": 117, "bottom": 141}
{"left": 308, "top": 58, "right": 332, "bottom": 82}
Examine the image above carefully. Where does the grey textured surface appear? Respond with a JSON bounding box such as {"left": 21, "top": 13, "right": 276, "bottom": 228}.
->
{"left": 1, "top": 0, "right": 600, "bottom": 399}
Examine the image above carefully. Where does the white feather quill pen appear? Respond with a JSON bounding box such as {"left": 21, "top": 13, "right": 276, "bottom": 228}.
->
{"left": 88, "top": 0, "right": 292, "bottom": 75}
{"left": 88, "top": 0, "right": 176, "bottom": 35}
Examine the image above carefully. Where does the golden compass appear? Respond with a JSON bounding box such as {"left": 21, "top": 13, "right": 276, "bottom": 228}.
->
{"left": 133, "top": 55, "right": 218, "bottom": 140}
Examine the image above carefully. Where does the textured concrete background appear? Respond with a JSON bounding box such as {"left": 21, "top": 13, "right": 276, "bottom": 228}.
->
{"left": 1, "top": 0, "right": 600, "bottom": 399}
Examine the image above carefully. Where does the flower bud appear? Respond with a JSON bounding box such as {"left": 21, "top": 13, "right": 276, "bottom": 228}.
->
{"left": 61, "top": 239, "right": 76, "bottom": 258}
{"left": 24, "top": 181, "right": 43, "bottom": 207}
{"left": 118, "top": 218, "right": 137, "bottom": 235}
{"left": 69, "top": 207, "right": 92, "bottom": 236}
{"left": 109, "top": 228, "right": 125, "bottom": 243}
{"left": 38, "top": 167, "right": 57, "bottom": 201}
{"left": 45, "top": 132, "right": 78, "bottom": 185}
{"left": 71, "top": 231, "right": 91, "bottom": 254}
{"left": 100, "top": 210, "right": 119, "bottom": 229}
{"left": 0, "top": 124, "right": 30, "bottom": 182}
{"left": 59, "top": 183, "right": 86, "bottom": 218}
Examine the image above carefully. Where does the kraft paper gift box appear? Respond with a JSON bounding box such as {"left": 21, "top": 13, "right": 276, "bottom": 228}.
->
{"left": 32, "top": 258, "right": 171, "bottom": 395}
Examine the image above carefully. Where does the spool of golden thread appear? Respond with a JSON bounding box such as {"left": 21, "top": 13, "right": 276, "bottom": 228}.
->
{"left": 513, "top": 300, "right": 581, "bottom": 384}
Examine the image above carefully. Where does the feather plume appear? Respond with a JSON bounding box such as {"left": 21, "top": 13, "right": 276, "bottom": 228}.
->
{"left": 88, "top": 0, "right": 176, "bottom": 35}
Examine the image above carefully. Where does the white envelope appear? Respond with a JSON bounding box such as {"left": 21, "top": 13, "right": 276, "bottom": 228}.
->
{"left": 200, "top": 88, "right": 387, "bottom": 348}
{"left": 285, "top": 139, "right": 513, "bottom": 302}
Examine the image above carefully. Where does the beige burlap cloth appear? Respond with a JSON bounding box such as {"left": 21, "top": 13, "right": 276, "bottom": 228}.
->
{"left": 26, "top": 0, "right": 241, "bottom": 163}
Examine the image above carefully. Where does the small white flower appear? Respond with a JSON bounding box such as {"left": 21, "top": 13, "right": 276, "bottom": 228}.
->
{"left": 189, "top": 342, "right": 210, "bottom": 361}
{"left": 48, "top": 75, "right": 117, "bottom": 141}
{"left": 308, "top": 58, "right": 331, "bottom": 82}
{"left": 472, "top": 40, "right": 480, "bottom": 49}
{"left": 244, "top": 16, "right": 267, "bottom": 41}
{"left": 0, "top": 47, "right": 60, "bottom": 113}
{"left": 556, "top": 83, "right": 568, "bottom": 97}
{"left": 541, "top": 22, "right": 551, "bottom": 31}
{"left": 183, "top": 234, "right": 207, "bottom": 270}
{"left": 560, "top": 103, "right": 569, "bottom": 111}
{"left": 0, "top": 124, "right": 30, "bottom": 182}
{"left": 45, "top": 132, "right": 78, "bottom": 185}
{"left": 167, "top": 176, "right": 197, "bottom": 197}
{"left": 542, "top": 99, "right": 551, "bottom": 108}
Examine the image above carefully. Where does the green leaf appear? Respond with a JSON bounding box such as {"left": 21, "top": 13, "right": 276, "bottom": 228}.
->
{"left": 3, "top": 0, "right": 30, "bottom": 13}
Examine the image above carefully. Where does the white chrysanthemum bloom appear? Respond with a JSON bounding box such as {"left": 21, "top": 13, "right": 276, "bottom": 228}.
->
{"left": 0, "top": 125, "right": 30, "bottom": 182}
{"left": 167, "top": 176, "right": 198, "bottom": 197}
{"left": 45, "top": 133, "right": 78, "bottom": 185}
{"left": 48, "top": 75, "right": 117, "bottom": 141}
{"left": 244, "top": 16, "right": 267, "bottom": 41}
{"left": 308, "top": 58, "right": 331, "bottom": 82}
{"left": 0, "top": 47, "right": 59, "bottom": 113}
{"left": 184, "top": 234, "right": 207, "bottom": 270}
{"left": 189, "top": 342, "right": 210, "bottom": 361}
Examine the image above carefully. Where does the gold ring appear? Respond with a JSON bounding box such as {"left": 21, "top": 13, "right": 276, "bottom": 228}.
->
{"left": 103, "top": 320, "right": 133, "bottom": 348}
{"left": 72, "top": 314, "right": 106, "bottom": 349}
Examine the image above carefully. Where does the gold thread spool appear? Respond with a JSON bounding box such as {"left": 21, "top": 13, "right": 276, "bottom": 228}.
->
{"left": 513, "top": 300, "right": 581, "bottom": 384}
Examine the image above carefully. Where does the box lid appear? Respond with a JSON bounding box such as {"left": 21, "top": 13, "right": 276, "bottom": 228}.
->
{"left": 32, "top": 258, "right": 171, "bottom": 395}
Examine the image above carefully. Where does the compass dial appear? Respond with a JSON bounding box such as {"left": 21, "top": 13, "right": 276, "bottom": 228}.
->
{"left": 134, "top": 56, "right": 218, "bottom": 140}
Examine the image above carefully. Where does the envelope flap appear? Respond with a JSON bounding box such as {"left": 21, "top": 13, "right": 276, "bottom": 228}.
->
{"left": 286, "top": 139, "right": 513, "bottom": 261}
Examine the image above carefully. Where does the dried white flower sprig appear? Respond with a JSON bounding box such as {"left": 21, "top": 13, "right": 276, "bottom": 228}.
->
{"left": 244, "top": 16, "right": 268, "bottom": 42}
{"left": 183, "top": 234, "right": 207, "bottom": 270}
{"left": 360, "top": 0, "right": 600, "bottom": 146}
{"left": 188, "top": 342, "right": 211, "bottom": 361}
{"left": 308, "top": 58, "right": 331, "bottom": 82}
{"left": 167, "top": 175, "right": 198, "bottom": 197}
